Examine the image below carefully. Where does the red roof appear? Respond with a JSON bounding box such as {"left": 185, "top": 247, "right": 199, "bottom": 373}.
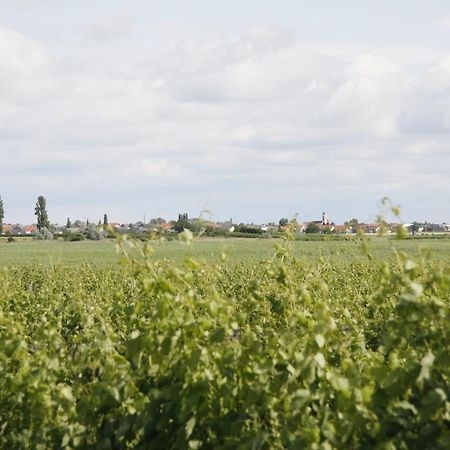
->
{"left": 159, "top": 222, "right": 174, "bottom": 230}
{"left": 333, "top": 225, "right": 349, "bottom": 231}
{"left": 204, "top": 221, "right": 219, "bottom": 229}
{"left": 24, "top": 225, "right": 38, "bottom": 233}
{"left": 2, "top": 224, "right": 13, "bottom": 233}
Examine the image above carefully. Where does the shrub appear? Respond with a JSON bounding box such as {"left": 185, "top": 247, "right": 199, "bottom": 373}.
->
{"left": 0, "top": 237, "right": 448, "bottom": 449}
{"left": 234, "top": 226, "right": 263, "bottom": 234}
{"left": 34, "top": 227, "right": 54, "bottom": 240}
{"left": 305, "top": 222, "right": 321, "bottom": 233}
{"left": 63, "top": 231, "right": 85, "bottom": 242}
{"left": 85, "top": 225, "right": 105, "bottom": 241}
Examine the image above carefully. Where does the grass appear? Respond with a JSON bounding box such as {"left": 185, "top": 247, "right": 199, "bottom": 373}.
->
{"left": 1, "top": 236, "right": 449, "bottom": 266}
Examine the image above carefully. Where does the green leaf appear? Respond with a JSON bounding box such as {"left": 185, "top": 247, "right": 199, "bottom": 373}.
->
{"left": 315, "top": 334, "right": 325, "bottom": 348}
{"left": 417, "top": 351, "right": 435, "bottom": 385}
{"left": 186, "top": 417, "right": 196, "bottom": 439}
{"left": 315, "top": 352, "right": 326, "bottom": 369}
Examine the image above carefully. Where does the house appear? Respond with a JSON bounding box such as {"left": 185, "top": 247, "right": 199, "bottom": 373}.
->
{"left": 216, "top": 220, "right": 233, "bottom": 230}
{"left": 333, "top": 225, "right": 351, "bottom": 234}
{"left": 203, "top": 221, "right": 220, "bottom": 229}
{"left": 53, "top": 226, "right": 65, "bottom": 235}
{"left": 159, "top": 222, "right": 175, "bottom": 232}
{"left": 11, "top": 224, "right": 25, "bottom": 235}
{"left": 424, "top": 223, "right": 447, "bottom": 232}
{"left": 321, "top": 224, "right": 334, "bottom": 233}
{"left": 24, "top": 225, "right": 38, "bottom": 235}
{"left": 1, "top": 224, "right": 13, "bottom": 234}
{"left": 279, "top": 223, "right": 307, "bottom": 233}
{"left": 364, "top": 224, "right": 381, "bottom": 234}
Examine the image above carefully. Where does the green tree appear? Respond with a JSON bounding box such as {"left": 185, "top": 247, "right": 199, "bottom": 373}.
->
{"left": 305, "top": 222, "right": 320, "bottom": 233}
{"left": 410, "top": 221, "right": 420, "bottom": 236}
{"left": 66, "top": 217, "right": 72, "bottom": 229}
{"left": 345, "top": 218, "right": 359, "bottom": 229}
{"left": 34, "top": 195, "right": 50, "bottom": 230}
{"left": 279, "top": 218, "right": 288, "bottom": 227}
{"left": 175, "top": 213, "right": 190, "bottom": 233}
{"left": 85, "top": 223, "right": 105, "bottom": 241}
{"left": 103, "top": 214, "right": 108, "bottom": 226}
{"left": 35, "top": 227, "right": 53, "bottom": 240}
{"left": 0, "top": 196, "right": 4, "bottom": 234}
{"left": 150, "top": 217, "right": 166, "bottom": 225}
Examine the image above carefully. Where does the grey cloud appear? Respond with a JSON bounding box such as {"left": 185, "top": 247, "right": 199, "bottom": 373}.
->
{"left": 398, "top": 56, "right": 450, "bottom": 134}
{"left": 399, "top": 92, "right": 450, "bottom": 134}
{"left": 84, "top": 11, "right": 134, "bottom": 42}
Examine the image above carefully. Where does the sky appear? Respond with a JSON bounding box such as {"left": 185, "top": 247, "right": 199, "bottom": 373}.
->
{"left": 0, "top": 0, "right": 449, "bottom": 225}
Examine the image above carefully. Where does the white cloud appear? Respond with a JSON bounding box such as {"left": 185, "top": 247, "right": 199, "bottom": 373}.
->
{"left": 84, "top": 10, "right": 134, "bottom": 41}
{"left": 0, "top": 23, "right": 449, "bottom": 223}
{"left": 0, "top": 27, "right": 51, "bottom": 102}
{"left": 398, "top": 55, "right": 450, "bottom": 134}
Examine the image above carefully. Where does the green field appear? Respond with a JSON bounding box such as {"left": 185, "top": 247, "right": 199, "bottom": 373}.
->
{"left": 1, "top": 236, "right": 449, "bottom": 265}
{"left": 1, "top": 236, "right": 449, "bottom": 448}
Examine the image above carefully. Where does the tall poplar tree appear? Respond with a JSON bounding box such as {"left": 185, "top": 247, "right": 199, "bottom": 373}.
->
{"left": 34, "top": 195, "right": 50, "bottom": 230}
{"left": 0, "top": 196, "right": 4, "bottom": 234}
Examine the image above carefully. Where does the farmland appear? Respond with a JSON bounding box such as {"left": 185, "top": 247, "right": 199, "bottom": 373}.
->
{"left": 1, "top": 235, "right": 449, "bottom": 448}
{"left": 1, "top": 235, "right": 450, "bottom": 265}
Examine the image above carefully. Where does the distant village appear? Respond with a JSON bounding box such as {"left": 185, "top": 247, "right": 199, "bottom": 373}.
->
{"left": 1, "top": 211, "right": 449, "bottom": 239}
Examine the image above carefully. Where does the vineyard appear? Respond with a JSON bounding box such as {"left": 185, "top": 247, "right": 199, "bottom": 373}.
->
{"left": 1, "top": 235, "right": 449, "bottom": 449}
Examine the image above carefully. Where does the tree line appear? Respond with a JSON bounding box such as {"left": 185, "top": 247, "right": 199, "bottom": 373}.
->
{"left": 0, "top": 195, "right": 50, "bottom": 234}
{"left": 0, "top": 195, "right": 111, "bottom": 241}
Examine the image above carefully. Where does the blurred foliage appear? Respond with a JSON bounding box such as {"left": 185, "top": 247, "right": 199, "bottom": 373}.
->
{"left": 0, "top": 233, "right": 449, "bottom": 449}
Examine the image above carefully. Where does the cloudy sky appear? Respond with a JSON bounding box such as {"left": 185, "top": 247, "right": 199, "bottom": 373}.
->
{"left": 1, "top": 0, "right": 449, "bottom": 225}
